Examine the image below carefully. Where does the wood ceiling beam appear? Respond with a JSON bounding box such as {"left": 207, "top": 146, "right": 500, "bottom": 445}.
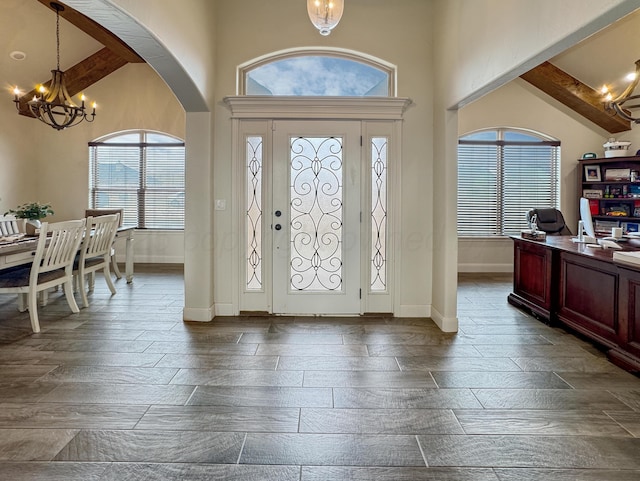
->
{"left": 37, "top": 0, "right": 144, "bottom": 63}
{"left": 16, "top": 47, "right": 128, "bottom": 117}
{"left": 520, "top": 61, "right": 630, "bottom": 134}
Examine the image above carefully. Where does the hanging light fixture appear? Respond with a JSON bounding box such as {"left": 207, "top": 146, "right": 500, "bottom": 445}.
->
{"left": 307, "top": 0, "right": 344, "bottom": 36}
{"left": 602, "top": 59, "right": 640, "bottom": 123}
{"left": 12, "top": 2, "right": 96, "bottom": 130}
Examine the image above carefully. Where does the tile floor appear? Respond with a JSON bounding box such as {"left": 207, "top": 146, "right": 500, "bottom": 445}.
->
{"left": 0, "top": 267, "right": 639, "bottom": 480}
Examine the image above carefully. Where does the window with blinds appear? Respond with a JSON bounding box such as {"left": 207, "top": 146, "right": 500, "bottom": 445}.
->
{"left": 458, "top": 129, "right": 560, "bottom": 237}
{"left": 89, "top": 131, "right": 185, "bottom": 229}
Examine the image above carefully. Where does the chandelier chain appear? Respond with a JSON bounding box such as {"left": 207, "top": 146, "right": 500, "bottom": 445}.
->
{"left": 10, "top": 0, "right": 97, "bottom": 130}
{"left": 56, "top": 6, "right": 60, "bottom": 71}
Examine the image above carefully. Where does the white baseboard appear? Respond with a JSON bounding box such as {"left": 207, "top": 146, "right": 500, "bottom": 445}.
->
{"left": 183, "top": 306, "right": 214, "bottom": 322}
{"left": 398, "top": 304, "right": 430, "bottom": 318}
{"left": 430, "top": 305, "right": 458, "bottom": 332}
{"left": 114, "top": 255, "right": 184, "bottom": 264}
{"left": 214, "top": 303, "right": 234, "bottom": 316}
{"left": 458, "top": 263, "right": 513, "bottom": 273}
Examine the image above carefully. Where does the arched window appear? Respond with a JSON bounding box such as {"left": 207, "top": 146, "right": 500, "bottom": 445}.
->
{"left": 239, "top": 48, "right": 395, "bottom": 96}
{"left": 88, "top": 130, "right": 185, "bottom": 229}
{"left": 458, "top": 128, "right": 561, "bottom": 237}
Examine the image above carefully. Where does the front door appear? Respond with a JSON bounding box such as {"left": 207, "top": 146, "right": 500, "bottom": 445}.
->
{"left": 272, "top": 121, "right": 361, "bottom": 314}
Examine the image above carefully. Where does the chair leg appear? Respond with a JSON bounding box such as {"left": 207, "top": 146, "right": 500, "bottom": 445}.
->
{"left": 103, "top": 266, "right": 117, "bottom": 295}
{"left": 88, "top": 272, "right": 96, "bottom": 292}
{"left": 79, "top": 276, "right": 90, "bottom": 308}
{"left": 112, "top": 253, "right": 123, "bottom": 280}
{"left": 27, "top": 290, "right": 41, "bottom": 333}
{"left": 63, "top": 280, "right": 80, "bottom": 313}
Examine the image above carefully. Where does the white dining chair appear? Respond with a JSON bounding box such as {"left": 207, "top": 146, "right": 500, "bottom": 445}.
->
{"left": 84, "top": 208, "right": 123, "bottom": 279}
{"left": 0, "top": 215, "right": 21, "bottom": 236}
{"left": 0, "top": 218, "right": 86, "bottom": 333}
{"left": 74, "top": 213, "right": 120, "bottom": 308}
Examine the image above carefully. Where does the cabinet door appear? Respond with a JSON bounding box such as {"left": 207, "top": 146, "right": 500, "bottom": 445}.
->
{"left": 558, "top": 252, "right": 619, "bottom": 347}
{"left": 617, "top": 267, "right": 640, "bottom": 363}
{"left": 511, "top": 239, "right": 555, "bottom": 318}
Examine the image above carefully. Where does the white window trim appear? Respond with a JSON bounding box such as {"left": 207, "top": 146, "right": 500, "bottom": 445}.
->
{"left": 236, "top": 47, "right": 398, "bottom": 97}
{"left": 224, "top": 96, "right": 412, "bottom": 120}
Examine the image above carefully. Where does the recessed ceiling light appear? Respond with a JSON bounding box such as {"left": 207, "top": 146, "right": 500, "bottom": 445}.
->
{"left": 10, "top": 51, "right": 27, "bottom": 61}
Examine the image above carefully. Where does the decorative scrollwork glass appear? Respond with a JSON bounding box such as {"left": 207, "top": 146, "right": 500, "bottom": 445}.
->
{"left": 289, "top": 136, "right": 343, "bottom": 291}
{"left": 371, "top": 137, "right": 388, "bottom": 291}
{"left": 246, "top": 136, "right": 263, "bottom": 290}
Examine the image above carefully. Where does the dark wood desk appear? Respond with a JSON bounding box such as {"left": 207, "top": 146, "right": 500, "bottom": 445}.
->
{"left": 509, "top": 235, "right": 640, "bottom": 371}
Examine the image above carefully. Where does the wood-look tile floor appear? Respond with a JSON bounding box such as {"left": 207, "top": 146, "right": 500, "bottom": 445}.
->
{"left": 0, "top": 266, "right": 639, "bottom": 480}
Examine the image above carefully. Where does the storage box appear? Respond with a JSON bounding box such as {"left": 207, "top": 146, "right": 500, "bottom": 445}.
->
{"left": 603, "top": 140, "right": 632, "bottom": 158}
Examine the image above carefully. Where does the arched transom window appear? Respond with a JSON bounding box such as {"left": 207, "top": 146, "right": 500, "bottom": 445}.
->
{"left": 239, "top": 49, "right": 396, "bottom": 96}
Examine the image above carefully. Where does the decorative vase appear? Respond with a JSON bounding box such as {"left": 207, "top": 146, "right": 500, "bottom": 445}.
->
{"left": 25, "top": 219, "right": 41, "bottom": 236}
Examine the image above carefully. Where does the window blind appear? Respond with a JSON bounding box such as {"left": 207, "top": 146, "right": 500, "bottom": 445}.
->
{"left": 458, "top": 130, "right": 560, "bottom": 237}
{"left": 89, "top": 132, "right": 185, "bottom": 229}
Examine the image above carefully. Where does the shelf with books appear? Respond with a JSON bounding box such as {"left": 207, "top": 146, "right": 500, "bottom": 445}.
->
{"left": 579, "top": 156, "right": 640, "bottom": 234}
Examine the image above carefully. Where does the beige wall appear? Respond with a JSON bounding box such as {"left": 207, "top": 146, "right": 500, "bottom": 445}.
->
{"left": 457, "top": 79, "right": 608, "bottom": 271}
{"left": 4, "top": 0, "right": 640, "bottom": 326}
{"left": 212, "top": 0, "right": 434, "bottom": 316}
{"left": 457, "top": 77, "right": 640, "bottom": 272}
{"left": 432, "top": 0, "right": 638, "bottom": 328}
{"left": 0, "top": 63, "right": 186, "bottom": 262}
{"left": 437, "top": 0, "right": 639, "bottom": 109}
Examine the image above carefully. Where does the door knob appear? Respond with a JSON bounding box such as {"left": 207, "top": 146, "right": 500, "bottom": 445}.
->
{"left": 275, "top": 224, "right": 282, "bottom": 230}
{"left": 275, "top": 210, "right": 282, "bottom": 217}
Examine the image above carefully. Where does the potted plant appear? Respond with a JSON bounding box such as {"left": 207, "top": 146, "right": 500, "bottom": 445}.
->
{"left": 4, "top": 202, "right": 54, "bottom": 235}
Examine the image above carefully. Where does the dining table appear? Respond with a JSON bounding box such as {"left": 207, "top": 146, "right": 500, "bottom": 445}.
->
{"left": 0, "top": 226, "right": 135, "bottom": 282}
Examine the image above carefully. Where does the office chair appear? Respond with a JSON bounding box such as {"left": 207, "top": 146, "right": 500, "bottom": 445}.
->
{"left": 527, "top": 208, "right": 572, "bottom": 235}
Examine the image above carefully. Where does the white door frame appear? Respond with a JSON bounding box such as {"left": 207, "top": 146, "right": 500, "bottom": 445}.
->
{"left": 225, "top": 96, "right": 412, "bottom": 316}
{"left": 272, "top": 120, "right": 362, "bottom": 315}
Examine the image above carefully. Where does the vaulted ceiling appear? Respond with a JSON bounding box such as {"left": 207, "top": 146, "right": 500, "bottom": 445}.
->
{"left": 7, "top": 1, "right": 640, "bottom": 133}
{"left": 520, "top": 62, "right": 630, "bottom": 134}
{"left": 14, "top": 0, "right": 144, "bottom": 118}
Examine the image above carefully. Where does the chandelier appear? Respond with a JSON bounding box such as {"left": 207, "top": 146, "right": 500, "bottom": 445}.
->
{"left": 602, "top": 59, "right": 640, "bottom": 123}
{"left": 307, "top": 0, "right": 344, "bottom": 36}
{"left": 12, "top": 2, "right": 96, "bottom": 130}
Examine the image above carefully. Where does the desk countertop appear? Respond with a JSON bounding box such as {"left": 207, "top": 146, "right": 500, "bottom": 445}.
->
{"left": 512, "top": 234, "right": 640, "bottom": 261}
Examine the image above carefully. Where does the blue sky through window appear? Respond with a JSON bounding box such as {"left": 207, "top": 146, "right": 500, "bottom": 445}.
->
{"left": 246, "top": 56, "right": 389, "bottom": 96}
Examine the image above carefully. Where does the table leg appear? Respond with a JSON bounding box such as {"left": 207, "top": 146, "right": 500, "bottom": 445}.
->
{"left": 111, "top": 249, "right": 122, "bottom": 280}
{"left": 125, "top": 232, "right": 134, "bottom": 283}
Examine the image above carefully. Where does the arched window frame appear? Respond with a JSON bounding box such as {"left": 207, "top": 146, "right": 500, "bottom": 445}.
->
{"left": 237, "top": 47, "right": 397, "bottom": 97}
{"left": 88, "top": 130, "right": 186, "bottom": 230}
{"left": 457, "top": 127, "right": 561, "bottom": 238}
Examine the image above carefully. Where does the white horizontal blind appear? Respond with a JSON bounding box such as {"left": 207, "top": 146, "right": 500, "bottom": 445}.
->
{"left": 502, "top": 143, "right": 559, "bottom": 235}
{"left": 457, "top": 143, "right": 499, "bottom": 236}
{"left": 458, "top": 129, "right": 560, "bottom": 237}
{"left": 89, "top": 131, "right": 185, "bottom": 229}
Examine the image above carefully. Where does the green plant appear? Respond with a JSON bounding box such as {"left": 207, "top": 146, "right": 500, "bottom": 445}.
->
{"left": 4, "top": 202, "right": 54, "bottom": 220}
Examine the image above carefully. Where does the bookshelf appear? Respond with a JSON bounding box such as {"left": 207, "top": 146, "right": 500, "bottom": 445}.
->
{"left": 579, "top": 155, "right": 640, "bottom": 234}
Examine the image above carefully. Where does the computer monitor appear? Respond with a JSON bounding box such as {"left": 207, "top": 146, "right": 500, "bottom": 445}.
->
{"left": 579, "top": 197, "right": 596, "bottom": 238}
